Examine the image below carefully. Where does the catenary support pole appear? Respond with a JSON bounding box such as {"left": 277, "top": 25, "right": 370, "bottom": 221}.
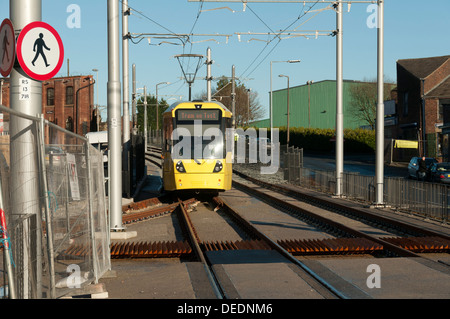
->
{"left": 231, "top": 65, "right": 236, "bottom": 129}
{"left": 144, "top": 86, "right": 147, "bottom": 150}
{"left": 375, "top": 0, "right": 384, "bottom": 205}
{"left": 335, "top": 0, "right": 344, "bottom": 197}
{"left": 107, "top": 0, "right": 124, "bottom": 231}
{"left": 10, "top": 0, "right": 42, "bottom": 299}
{"left": 132, "top": 63, "right": 137, "bottom": 134}
{"left": 206, "top": 47, "right": 212, "bottom": 101}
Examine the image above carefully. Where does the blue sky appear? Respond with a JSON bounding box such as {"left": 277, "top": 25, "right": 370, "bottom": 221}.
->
{"left": 1, "top": 0, "right": 450, "bottom": 120}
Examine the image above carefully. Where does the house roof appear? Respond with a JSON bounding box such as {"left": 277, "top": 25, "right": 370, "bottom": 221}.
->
{"left": 425, "top": 76, "right": 450, "bottom": 98}
{"left": 397, "top": 55, "right": 450, "bottom": 79}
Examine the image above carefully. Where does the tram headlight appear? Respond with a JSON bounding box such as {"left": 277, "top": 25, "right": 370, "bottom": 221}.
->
{"left": 176, "top": 160, "right": 186, "bottom": 173}
{"left": 213, "top": 160, "right": 223, "bottom": 173}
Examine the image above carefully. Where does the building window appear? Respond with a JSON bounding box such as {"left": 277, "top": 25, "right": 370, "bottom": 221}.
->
{"left": 65, "top": 86, "right": 74, "bottom": 105}
{"left": 441, "top": 102, "right": 450, "bottom": 122}
{"left": 439, "top": 103, "right": 445, "bottom": 122}
{"left": 66, "top": 116, "right": 73, "bottom": 132}
{"left": 47, "top": 88, "right": 54, "bottom": 106}
{"left": 402, "top": 92, "right": 409, "bottom": 117}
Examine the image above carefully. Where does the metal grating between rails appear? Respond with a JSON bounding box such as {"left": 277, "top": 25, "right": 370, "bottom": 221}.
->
{"left": 122, "top": 198, "right": 197, "bottom": 224}
{"left": 383, "top": 236, "right": 450, "bottom": 253}
{"left": 201, "top": 239, "right": 272, "bottom": 251}
{"left": 110, "top": 241, "right": 192, "bottom": 258}
{"left": 122, "top": 197, "right": 162, "bottom": 212}
{"left": 278, "top": 237, "right": 383, "bottom": 255}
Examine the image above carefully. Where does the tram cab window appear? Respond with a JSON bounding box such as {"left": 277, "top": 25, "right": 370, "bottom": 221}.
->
{"left": 163, "top": 117, "right": 173, "bottom": 152}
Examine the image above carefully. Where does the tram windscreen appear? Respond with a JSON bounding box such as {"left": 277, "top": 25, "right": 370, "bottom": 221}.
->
{"left": 173, "top": 111, "right": 224, "bottom": 159}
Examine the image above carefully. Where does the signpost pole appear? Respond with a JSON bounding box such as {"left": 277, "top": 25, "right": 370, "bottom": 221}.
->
{"left": 9, "top": 0, "right": 42, "bottom": 299}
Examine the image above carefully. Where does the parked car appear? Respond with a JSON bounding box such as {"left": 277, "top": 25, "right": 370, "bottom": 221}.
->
{"left": 407, "top": 157, "right": 437, "bottom": 180}
{"left": 429, "top": 162, "right": 450, "bottom": 183}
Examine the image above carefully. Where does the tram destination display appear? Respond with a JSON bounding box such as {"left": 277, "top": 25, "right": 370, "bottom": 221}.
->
{"left": 176, "top": 109, "right": 220, "bottom": 121}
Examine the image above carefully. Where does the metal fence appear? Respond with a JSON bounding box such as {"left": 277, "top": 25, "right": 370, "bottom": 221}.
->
{"left": 0, "top": 104, "right": 110, "bottom": 299}
{"left": 286, "top": 165, "right": 449, "bottom": 223}
{"left": 282, "top": 145, "right": 303, "bottom": 184}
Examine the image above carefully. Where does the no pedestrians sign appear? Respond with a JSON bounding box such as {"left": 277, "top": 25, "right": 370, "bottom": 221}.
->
{"left": 16, "top": 21, "right": 64, "bottom": 81}
{"left": 0, "top": 19, "right": 15, "bottom": 77}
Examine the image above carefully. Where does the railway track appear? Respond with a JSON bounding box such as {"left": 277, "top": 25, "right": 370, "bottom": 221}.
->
{"left": 65, "top": 148, "right": 450, "bottom": 298}
{"left": 109, "top": 193, "right": 352, "bottom": 298}
{"left": 231, "top": 170, "right": 450, "bottom": 259}
{"left": 178, "top": 194, "right": 347, "bottom": 299}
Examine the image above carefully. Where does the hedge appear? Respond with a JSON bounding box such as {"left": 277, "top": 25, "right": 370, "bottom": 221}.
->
{"left": 260, "top": 127, "right": 376, "bottom": 153}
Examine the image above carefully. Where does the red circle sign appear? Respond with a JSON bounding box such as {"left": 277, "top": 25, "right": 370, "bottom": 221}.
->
{"left": 16, "top": 21, "right": 64, "bottom": 81}
{"left": 0, "top": 19, "right": 15, "bottom": 77}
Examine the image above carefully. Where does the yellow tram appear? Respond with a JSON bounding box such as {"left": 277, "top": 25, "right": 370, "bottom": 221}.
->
{"left": 162, "top": 101, "right": 233, "bottom": 193}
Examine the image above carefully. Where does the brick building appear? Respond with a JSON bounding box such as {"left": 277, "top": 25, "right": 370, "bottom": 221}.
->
{"left": 396, "top": 55, "right": 450, "bottom": 160}
{"left": 0, "top": 75, "right": 98, "bottom": 137}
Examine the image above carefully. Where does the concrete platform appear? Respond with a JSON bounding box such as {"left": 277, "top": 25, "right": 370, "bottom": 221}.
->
{"left": 304, "top": 256, "right": 450, "bottom": 299}
{"left": 206, "top": 250, "right": 328, "bottom": 299}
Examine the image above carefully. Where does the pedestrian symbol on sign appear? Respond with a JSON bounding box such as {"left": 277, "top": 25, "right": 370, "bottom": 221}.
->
{"left": 32, "top": 33, "right": 50, "bottom": 67}
{"left": 2, "top": 29, "right": 10, "bottom": 64}
{"left": 0, "top": 19, "right": 15, "bottom": 77}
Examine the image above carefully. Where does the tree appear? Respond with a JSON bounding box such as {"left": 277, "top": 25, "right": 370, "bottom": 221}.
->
{"left": 208, "top": 76, "right": 265, "bottom": 127}
{"left": 136, "top": 95, "right": 169, "bottom": 132}
{"left": 349, "top": 79, "right": 396, "bottom": 130}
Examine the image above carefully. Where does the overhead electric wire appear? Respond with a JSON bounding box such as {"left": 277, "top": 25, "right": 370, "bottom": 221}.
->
{"left": 239, "top": 0, "right": 322, "bottom": 79}
{"left": 121, "top": 0, "right": 179, "bottom": 37}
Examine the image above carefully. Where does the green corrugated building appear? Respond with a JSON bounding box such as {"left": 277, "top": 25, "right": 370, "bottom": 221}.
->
{"left": 253, "top": 80, "right": 373, "bottom": 130}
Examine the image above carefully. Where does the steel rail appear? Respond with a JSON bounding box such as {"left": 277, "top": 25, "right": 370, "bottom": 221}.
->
{"left": 176, "top": 198, "right": 225, "bottom": 299}
{"left": 233, "top": 170, "right": 450, "bottom": 242}
{"left": 212, "top": 196, "right": 349, "bottom": 299}
{"left": 232, "top": 177, "right": 420, "bottom": 258}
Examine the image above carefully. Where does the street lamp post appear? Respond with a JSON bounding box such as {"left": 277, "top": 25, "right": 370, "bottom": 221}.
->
{"left": 247, "top": 88, "right": 251, "bottom": 126}
{"left": 279, "top": 74, "right": 290, "bottom": 146}
{"left": 270, "top": 60, "right": 300, "bottom": 142}
{"left": 156, "top": 82, "right": 170, "bottom": 132}
{"left": 307, "top": 80, "right": 313, "bottom": 128}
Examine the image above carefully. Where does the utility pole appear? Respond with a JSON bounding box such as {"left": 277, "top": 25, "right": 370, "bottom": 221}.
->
{"left": 107, "top": 0, "right": 123, "bottom": 231}
{"left": 335, "top": 0, "right": 344, "bottom": 197}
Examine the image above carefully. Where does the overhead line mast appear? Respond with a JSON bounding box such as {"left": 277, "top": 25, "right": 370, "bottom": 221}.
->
{"left": 186, "top": 0, "right": 386, "bottom": 206}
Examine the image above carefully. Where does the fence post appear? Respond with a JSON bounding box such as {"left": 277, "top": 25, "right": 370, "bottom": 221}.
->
{"left": 84, "top": 142, "right": 99, "bottom": 283}
{"left": 37, "top": 115, "right": 56, "bottom": 299}
{"left": 0, "top": 188, "right": 16, "bottom": 298}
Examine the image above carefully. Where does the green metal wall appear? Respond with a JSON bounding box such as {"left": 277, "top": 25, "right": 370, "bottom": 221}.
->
{"left": 271, "top": 80, "right": 367, "bottom": 130}
{"left": 249, "top": 118, "right": 270, "bottom": 129}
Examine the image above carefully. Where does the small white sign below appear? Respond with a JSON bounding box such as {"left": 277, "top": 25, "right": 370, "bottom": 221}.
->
{"left": 67, "top": 153, "right": 80, "bottom": 201}
{"left": 19, "top": 78, "right": 31, "bottom": 100}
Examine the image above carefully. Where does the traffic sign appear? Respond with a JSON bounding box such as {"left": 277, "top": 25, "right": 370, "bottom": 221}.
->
{"left": 0, "top": 19, "right": 15, "bottom": 77}
{"left": 16, "top": 21, "right": 64, "bottom": 81}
